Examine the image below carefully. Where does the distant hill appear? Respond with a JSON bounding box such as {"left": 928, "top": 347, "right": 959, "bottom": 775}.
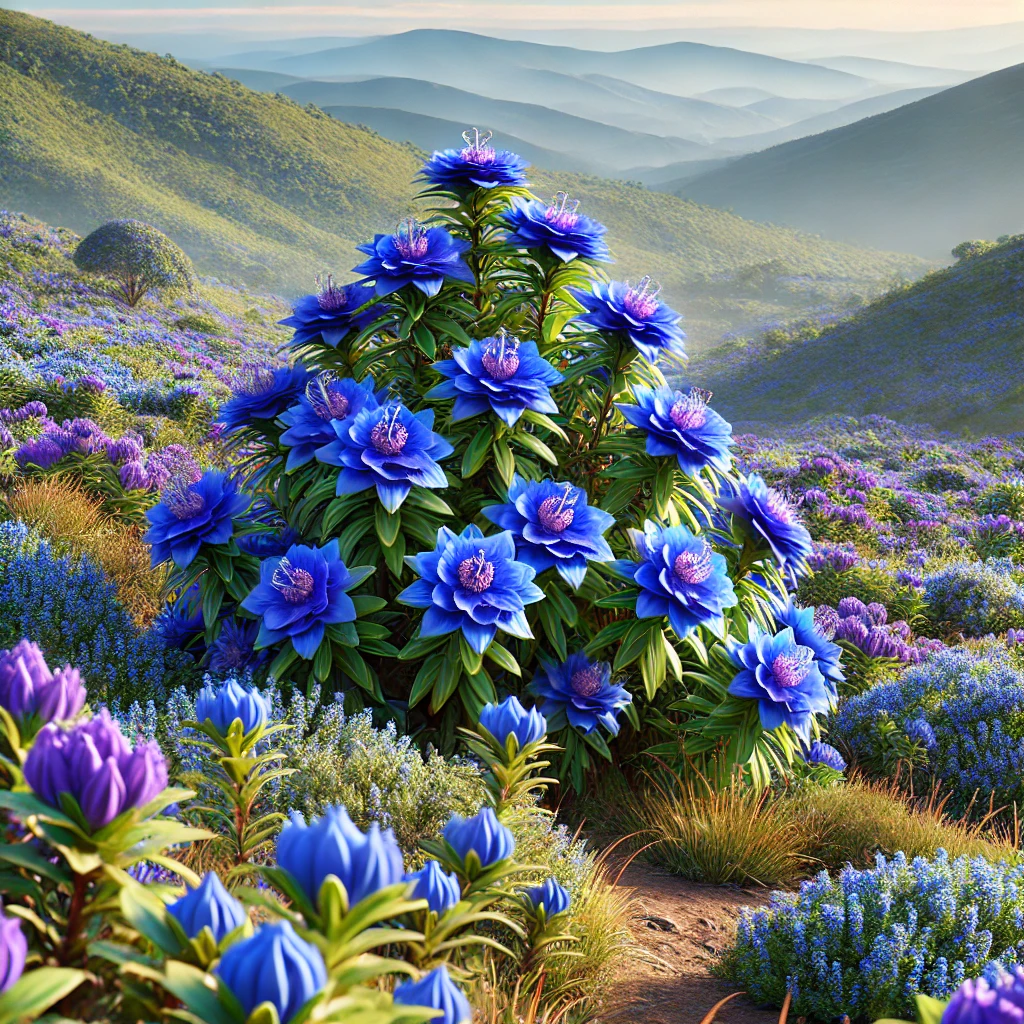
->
{"left": 678, "top": 62, "right": 1024, "bottom": 257}
{"left": 691, "top": 236, "right": 1024, "bottom": 431}
{"left": 805, "top": 56, "right": 973, "bottom": 87}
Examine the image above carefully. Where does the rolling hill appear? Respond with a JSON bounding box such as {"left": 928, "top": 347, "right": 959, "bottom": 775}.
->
{"left": 691, "top": 236, "right": 1024, "bottom": 431}
{"left": 678, "top": 62, "right": 1024, "bottom": 258}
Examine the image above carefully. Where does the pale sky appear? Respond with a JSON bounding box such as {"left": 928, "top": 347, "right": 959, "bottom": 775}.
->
{"left": 12, "top": 0, "right": 1024, "bottom": 36}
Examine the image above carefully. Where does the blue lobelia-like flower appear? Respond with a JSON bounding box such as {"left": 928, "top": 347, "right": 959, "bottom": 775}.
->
{"left": 217, "top": 363, "right": 310, "bottom": 434}
{"left": 167, "top": 872, "right": 246, "bottom": 943}
{"left": 278, "top": 371, "right": 383, "bottom": 470}
{"left": 215, "top": 921, "right": 326, "bottom": 1024}
{"left": 394, "top": 965, "right": 472, "bottom": 1024}
{"left": 573, "top": 277, "right": 686, "bottom": 364}
{"left": 443, "top": 806, "right": 515, "bottom": 869}
{"left": 315, "top": 401, "right": 452, "bottom": 513}
{"left": 616, "top": 385, "right": 733, "bottom": 477}
{"left": 726, "top": 625, "right": 833, "bottom": 742}
{"left": 145, "top": 469, "right": 250, "bottom": 570}
{"left": 278, "top": 275, "right": 382, "bottom": 349}
{"left": 398, "top": 524, "right": 545, "bottom": 654}
{"left": 803, "top": 741, "right": 847, "bottom": 773}
{"left": 618, "top": 522, "right": 737, "bottom": 640}
{"left": 478, "top": 695, "right": 547, "bottom": 749}
{"left": 773, "top": 599, "right": 845, "bottom": 701}
{"left": 0, "top": 903, "right": 26, "bottom": 993}
{"left": 194, "top": 678, "right": 270, "bottom": 736}
{"left": 720, "top": 474, "right": 813, "bottom": 575}
{"left": 419, "top": 128, "right": 530, "bottom": 192}
{"left": 241, "top": 541, "right": 359, "bottom": 660}
{"left": 276, "top": 805, "right": 405, "bottom": 908}
{"left": 405, "top": 859, "right": 461, "bottom": 915}
{"left": 353, "top": 220, "right": 474, "bottom": 298}
{"left": 529, "top": 652, "right": 631, "bottom": 736}
{"left": 483, "top": 475, "right": 614, "bottom": 589}
{"left": 503, "top": 192, "right": 611, "bottom": 263}
{"left": 426, "top": 335, "right": 563, "bottom": 428}
{"left": 523, "top": 877, "right": 571, "bottom": 918}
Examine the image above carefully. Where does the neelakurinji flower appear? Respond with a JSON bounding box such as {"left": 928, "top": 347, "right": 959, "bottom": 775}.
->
{"left": 278, "top": 275, "right": 382, "bottom": 349}
{"left": 773, "top": 599, "right": 845, "bottom": 701}
{"left": 0, "top": 903, "right": 26, "bottom": 993}
{"left": 278, "top": 371, "right": 383, "bottom": 470}
{"left": 503, "top": 192, "right": 611, "bottom": 263}
{"left": 194, "top": 678, "right": 270, "bottom": 736}
{"left": 573, "top": 277, "right": 686, "bottom": 363}
{"left": 720, "top": 473, "right": 813, "bottom": 575}
{"left": 443, "top": 806, "right": 515, "bottom": 869}
{"left": 405, "top": 859, "right": 462, "bottom": 915}
{"left": 215, "top": 922, "right": 327, "bottom": 1024}
{"left": 616, "top": 385, "right": 733, "bottom": 476}
{"left": 418, "top": 128, "right": 530, "bottom": 192}
{"left": 726, "top": 625, "right": 833, "bottom": 741}
{"left": 241, "top": 540, "right": 359, "bottom": 660}
{"left": 523, "top": 877, "right": 571, "bottom": 918}
{"left": 353, "top": 220, "right": 473, "bottom": 298}
{"left": 276, "top": 805, "right": 405, "bottom": 908}
{"left": 217, "top": 363, "right": 310, "bottom": 434}
{"left": 315, "top": 401, "right": 453, "bottom": 513}
{"left": 619, "top": 522, "right": 737, "bottom": 639}
{"left": 398, "top": 524, "right": 544, "bottom": 654}
{"left": 394, "top": 965, "right": 472, "bottom": 1024}
{"left": 0, "top": 639, "right": 85, "bottom": 725}
{"left": 167, "top": 872, "right": 247, "bottom": 943}
{"left": 483, "top": 476, "right": 614, "bottom": 589}
{"left": 24, "top": 710, "right": 168, "bottom": 830}
{"left": 426, "top": 335, "right": 564, "bottom": 427}
{"left": 145, "top": 469, "right": 250, "bottom": 570}
{"left": 803, "top": 741, "right": 847, "bottom": 772}
{"left": 529, "top": 652, "right": 632, "bottom": 736}
{"left": 477, "top": 694, "right": 547, "bottom": 749}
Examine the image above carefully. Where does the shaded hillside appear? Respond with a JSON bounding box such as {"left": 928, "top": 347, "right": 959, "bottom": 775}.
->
{"left": 691, "top": 236, "right": 1024, "bottom": 431}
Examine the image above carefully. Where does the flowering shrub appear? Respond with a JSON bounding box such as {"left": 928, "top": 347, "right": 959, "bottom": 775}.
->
{"left": 924, "top": 559, "right": 1024, "bottom": 636}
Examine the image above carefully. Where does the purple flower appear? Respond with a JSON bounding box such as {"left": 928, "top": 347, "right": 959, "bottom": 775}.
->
{"left": 523, "top": 877, "right": 571, "bottom": 918}
{"left": 278, "top": 276, "right": 382, "bottom": 349}
{"left": 145, "top": 469, "right": 250, "bottom": 569}
{"left": 194, "top": 678, "right": 270, "bottom": 736}
{"left": 353, "top": 221, "right": 473, "bottom": 298}
{"left": 503, "top": 193, "right": 610, "bottom": 263}
{"left": 0, "top": 640, "right": 86, "bottom": 724}
{"left": 426, "top": 335, "right": 563, "bottom": 427}
{"left": 14, "top": 435, "right": 64, "bottom": 470}
{"left": 941, "top": 971, "right": 1024, "bottom": 1024}
{"left": 241, "top": 541, "right": 360, "bottom": 660}
{"left": 443, "top": 806, "right": 515, "bottom": 869}
{"left": 617, "top": 385, "right": 733, "bottom": 476}
{"left": 483, "top": 475, "right": 614, "bottom": 589}
{"left": 315, "top": 401, "right": 453, "bottom": 513}
{"left": 419, "top": 129, "right": 529, "bottom": 192}
{"left": 119, "top": 460, "right": 149, "bottom": 490}
{"left": 720, "top": 474, "right": 812, "bottom": 575}
{"left": 726, "top": 625, "right": 833, "bottom": 742}
{"left": 394, "top": 965, "right": 471, "bottom": 1024}
{"left": 803, "top": 741, "right": 846, "bottom": 772}
{"left": 478, "top": 695, "right": 547, "bottom": 749}
{"left": 404, "top": 859, "right": 461, "bottom": 915}
{"left": 398, "top": 524, "right": 544, "bottom": 655}
{"left": 218, "top": 363, "right": 310, "bottom": 434}
{"left": 0, "top": 903, "right": 26, "bottom": 993}
{"left": 573, "top": 278, "right": 686, "bottom": 363}
{"left": 167, "top": 873, "right": 246, "bottom": 943}
{"left": 529, "top": 652, "right": 631, "bottom": 736}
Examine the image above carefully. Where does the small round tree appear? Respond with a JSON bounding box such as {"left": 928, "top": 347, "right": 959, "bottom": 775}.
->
{"left": 73, "top": 219, "right": 196, "bottom": 306}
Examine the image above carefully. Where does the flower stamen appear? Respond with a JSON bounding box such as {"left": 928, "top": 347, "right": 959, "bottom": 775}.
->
{"left": 305, "top": 370, "right": 350, "bottom": 421}
{"left": 570, "top": 665, "right": 603, "bottom": 697}
{"left": 537, "top": 482, "right": 579, "bottom": 533}
{"left": 669, "top": 387, "right": 712, "bottom": 430}
{"left": 481, "top": 333, "right": 520, "bottom": 381}
{"left": 315, "top": 272, "right": 348, "bottom": 313}
{"left": 394, "top": 219, "right": 430, "bottom": 259}
{"left": 272, "top": 557, "right": 316, "bottom": 604}
{"left": 163, "top": 476, "right": 206, "bottom": 520}
{"left": 771, "top": 646, "right": 814, "bottom": 688}
{"left": 233, "top": 362, "right": 277, "bottom": 396}
{"left": 623, "top": 276, "right": 661, "bottom": 320}
{"left": 545, "top": 191, "right": 580, "bottom": 231}
{"left": 369, "top": 405, "right": 409, "bottom": 455}
{"left": 457, "top": 549, "right": 495, "bottom": 593}
{"left": 673, "top": 542, "right": 713, "bottom": 585}
{"left": 460, "top": 127, "right": 496, "bottom": 164}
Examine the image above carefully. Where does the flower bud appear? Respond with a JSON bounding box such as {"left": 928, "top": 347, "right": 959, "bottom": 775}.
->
{"left": 394, "top": 965, "right": 471, "bottom": 1024}
{"left": 0, "top": 903, "right": 26, "bottom": 993}
{"left": 443, "top": 806, "right": 515, "bottom": 869}
{"left": 168, "top": 873, "right": 246, "bottom": 943}
{"left": 34, "top": 666, "right": 86, "bottom": 723}
{"left": 194, "top": 678, "right": 269, "bottom": 736}
{"left": 405, "top": 860, "right": 461, "bottom": 915}
{"left": 0, "top": 640, "right": 53, "bottom": 719}
{"left": 478, "top": 695, "right": 546, "bottom": 749}
{"left": 523, "top": 877, "right": 571, "bottom": 918}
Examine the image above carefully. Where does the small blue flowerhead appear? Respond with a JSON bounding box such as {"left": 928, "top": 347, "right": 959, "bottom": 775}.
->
{"left": 529, "top": 652, "right": 631, "bottom": 736}
{"left": 353, "top": 220, "right": 473, "bottom": 298}
{"left": 443, "top": 806, "right": 515, "bottom": 870}
{"left": 405, "top": 859, "right": 462, "bottom": 915}
{"left": 217, "top": 363, "right": 310, "bottom": 434}
{"left": 167, "top": 872, "right": 246, "bottom": 943}
{"left": 803, "top": 741, "right": 847, "bottom": 773}
{"left": 573, "top": 278, "right": 685, "bottom": 363}
{"left": 773, "top": 599, "right": 845, "bottom": 701}
{"left": 503, "top": 193, "right": 611, "bottom": 263}
{"left": 278, "top": 275, "right": 382, "bottom": 349}
{"left": 194, "top": 678, "right": 270, "bottom": 736}
{"left": 419, "top": 129, "right": 530, "bottom": 192}
{"left": 720, "top": 474, "right": 812, "bottom": 576}
{"left": 478, "top": 695, "right": 547, "bottom": 749}
{"left": 523, "top": 877, "right": 571, "bottom": 918}
{"left": 394, "top": 965, "right": 472, "bottom": 1024}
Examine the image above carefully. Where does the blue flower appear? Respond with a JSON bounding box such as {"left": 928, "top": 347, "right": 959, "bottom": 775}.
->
{"left": 315, "top": 401, "right": 453, "bottom": 513}
{"left": 398, "top": 524, "right": 545, "bottom": 655}
{"left": 483, "top": 476, "right": 614, "bottom": 589}
{"left": 443, "top": 806, "right": 515, "bottom": 869}
{"left": 478, "top": 695, "right": 547, "bottom": 749}
{"left": 207, "top": 618, "right": 268, "bottom": 676}
{"left": 720, "top": 474, "right": 813, "bottom": 575}
{"left": 942, "top": 974, "right": 1024, "bottom": 1024}
{"left": 145, "top": 470, "right": 250, "bottom": 569}
{"left": 773, "top": 599, "right": 845, "bottom": 701}
{"left": 906, "top": 716, "right": 938, "bottom": 750}
{"left": 618, "top": 522, "right": 737, "bottom": 640}
{"left": 241, "top": 541, "right": 359, "bottom": 660}
{"left": 573, "top": 278, "right": 686, "bottom": 363}
{"left": 405, "top": 860, "right": 461, "bottom": 915}
{"left": 524, "top": 877, "right": 571, "bottom": 918}
{"left": 276, "top": 805, "right": 405, "bottom": 908}
{"left": 503, "top": 193, "right": 610, "bottom": 263}
{"left": 727, "top": 625, "right": 833, "bottom": 741}
{"left": 167, "top": 872, "right": 246, "bottom": 943}
{"left": 215, "top": 921, "right": 326, "bottom": 1024}
{"left": 278, "top": 371, "right": 383, "bottom": 470}
{"left": 529, "top": 652, "right": 631, "bottom": 736}
{"left": 278, "top": 276, "right": 382, "bottom": 349}
{"left": 153, "top": 583, "right": 205, "bottom": 652}
{"left": 426, "top": 336, "right": 563, "bottom": 428}
{"left": 353, "top": 220, "right": 473, "bottom": 298}
{"left": 217, "top": 363, "right": 310, "bottom": 434}
{"left": 194, "top": 678, "right": 270, "bottom": 736}
{"left": 803, "top": 741, "right": 847, "bottom": 773}
{"left": 419, "top": 129, "right": 529, "bottom": 192}
{"left": 617, "top": 385, "right": 732, "bottom": 476}
{"left": 394, "top": 965, "right": 472, "bottom": 1024}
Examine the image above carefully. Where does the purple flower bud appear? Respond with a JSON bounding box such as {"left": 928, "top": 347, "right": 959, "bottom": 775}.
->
{"left": 23, "top": 726, "right": 71, "bottom": 805}
{"left": 123, "top": 740, "right": 168, "bottom": 808}
{"left": 405, "top": 859, "right": 461, "bottom": 915}
{"left": 0, "top": 903, "right": 26, "bottom": 993}
{"left": 837, "top": 597, "right": 868, "bottom": 620}
{"left": 79, "top": 755, "right": 127, "bottom": 830}
{"left": 34, "top": 666, "right": 86, "bottom": 723}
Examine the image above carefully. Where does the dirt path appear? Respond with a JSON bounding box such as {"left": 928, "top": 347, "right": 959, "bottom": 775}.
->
{"left": 604, "top": 860, "right": 780, "bottom": 1024}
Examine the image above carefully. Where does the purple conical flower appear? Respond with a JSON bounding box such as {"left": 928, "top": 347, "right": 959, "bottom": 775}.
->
{"left": 0, "top": 903, "right": 26, "bottom": 993}
{"left": 0, "top": 641, "right": 85, "bottom": 725}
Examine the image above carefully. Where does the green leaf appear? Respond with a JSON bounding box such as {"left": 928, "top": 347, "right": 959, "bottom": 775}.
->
{"left": 613, "top": 620, "right": 653, "bottom": 672}
{"left": 119, "top": 883, "right": 184, "bottom": 956}
{"left": 0, "top": 843, "right": 72, "bottom": 886}
{"left": 0, "top": 968, "right": 88, "bottom": 1024}
{"left": 382, "top": 532, "right": 407, "bottom": 578}
{"left": 462, "top": 427, "right": 492, "bottom": 478}
{"left": 406, "top": 490, "right": 454, "bottom": 517}
{"left": 409, "top": 652, "right": 444, "bottom": 709}
{"left": 513, "top": 431, "right": 557, "bottom": 465}
{"left": 459, "top": 635, "right": 485, "bottom": 676}
{"left": 915, "top": 996, "right": 949, "bottom": 1024}
{"left": 492, "top": 439, "right": 515, "bottom": 487}
{"left": 484, "top": 641, "right": 521, "bottom": 677}
{"left": 374, "top": 505, "right": 401, "bottom": 548}
{"left": 313, "top": 640, "right": 333, "bottom": 682}
{"left": 352, "top": 595, "right": 387, "bottom": 616}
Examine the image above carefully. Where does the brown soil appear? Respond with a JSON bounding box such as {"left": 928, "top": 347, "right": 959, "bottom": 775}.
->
{"left": 604, "top": 860, "right": 780, "bottom": 1024}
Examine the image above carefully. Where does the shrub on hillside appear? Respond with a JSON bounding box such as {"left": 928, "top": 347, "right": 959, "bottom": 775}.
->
{"left": 923, "top": 558, "right": 1024, "bottom": 636}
